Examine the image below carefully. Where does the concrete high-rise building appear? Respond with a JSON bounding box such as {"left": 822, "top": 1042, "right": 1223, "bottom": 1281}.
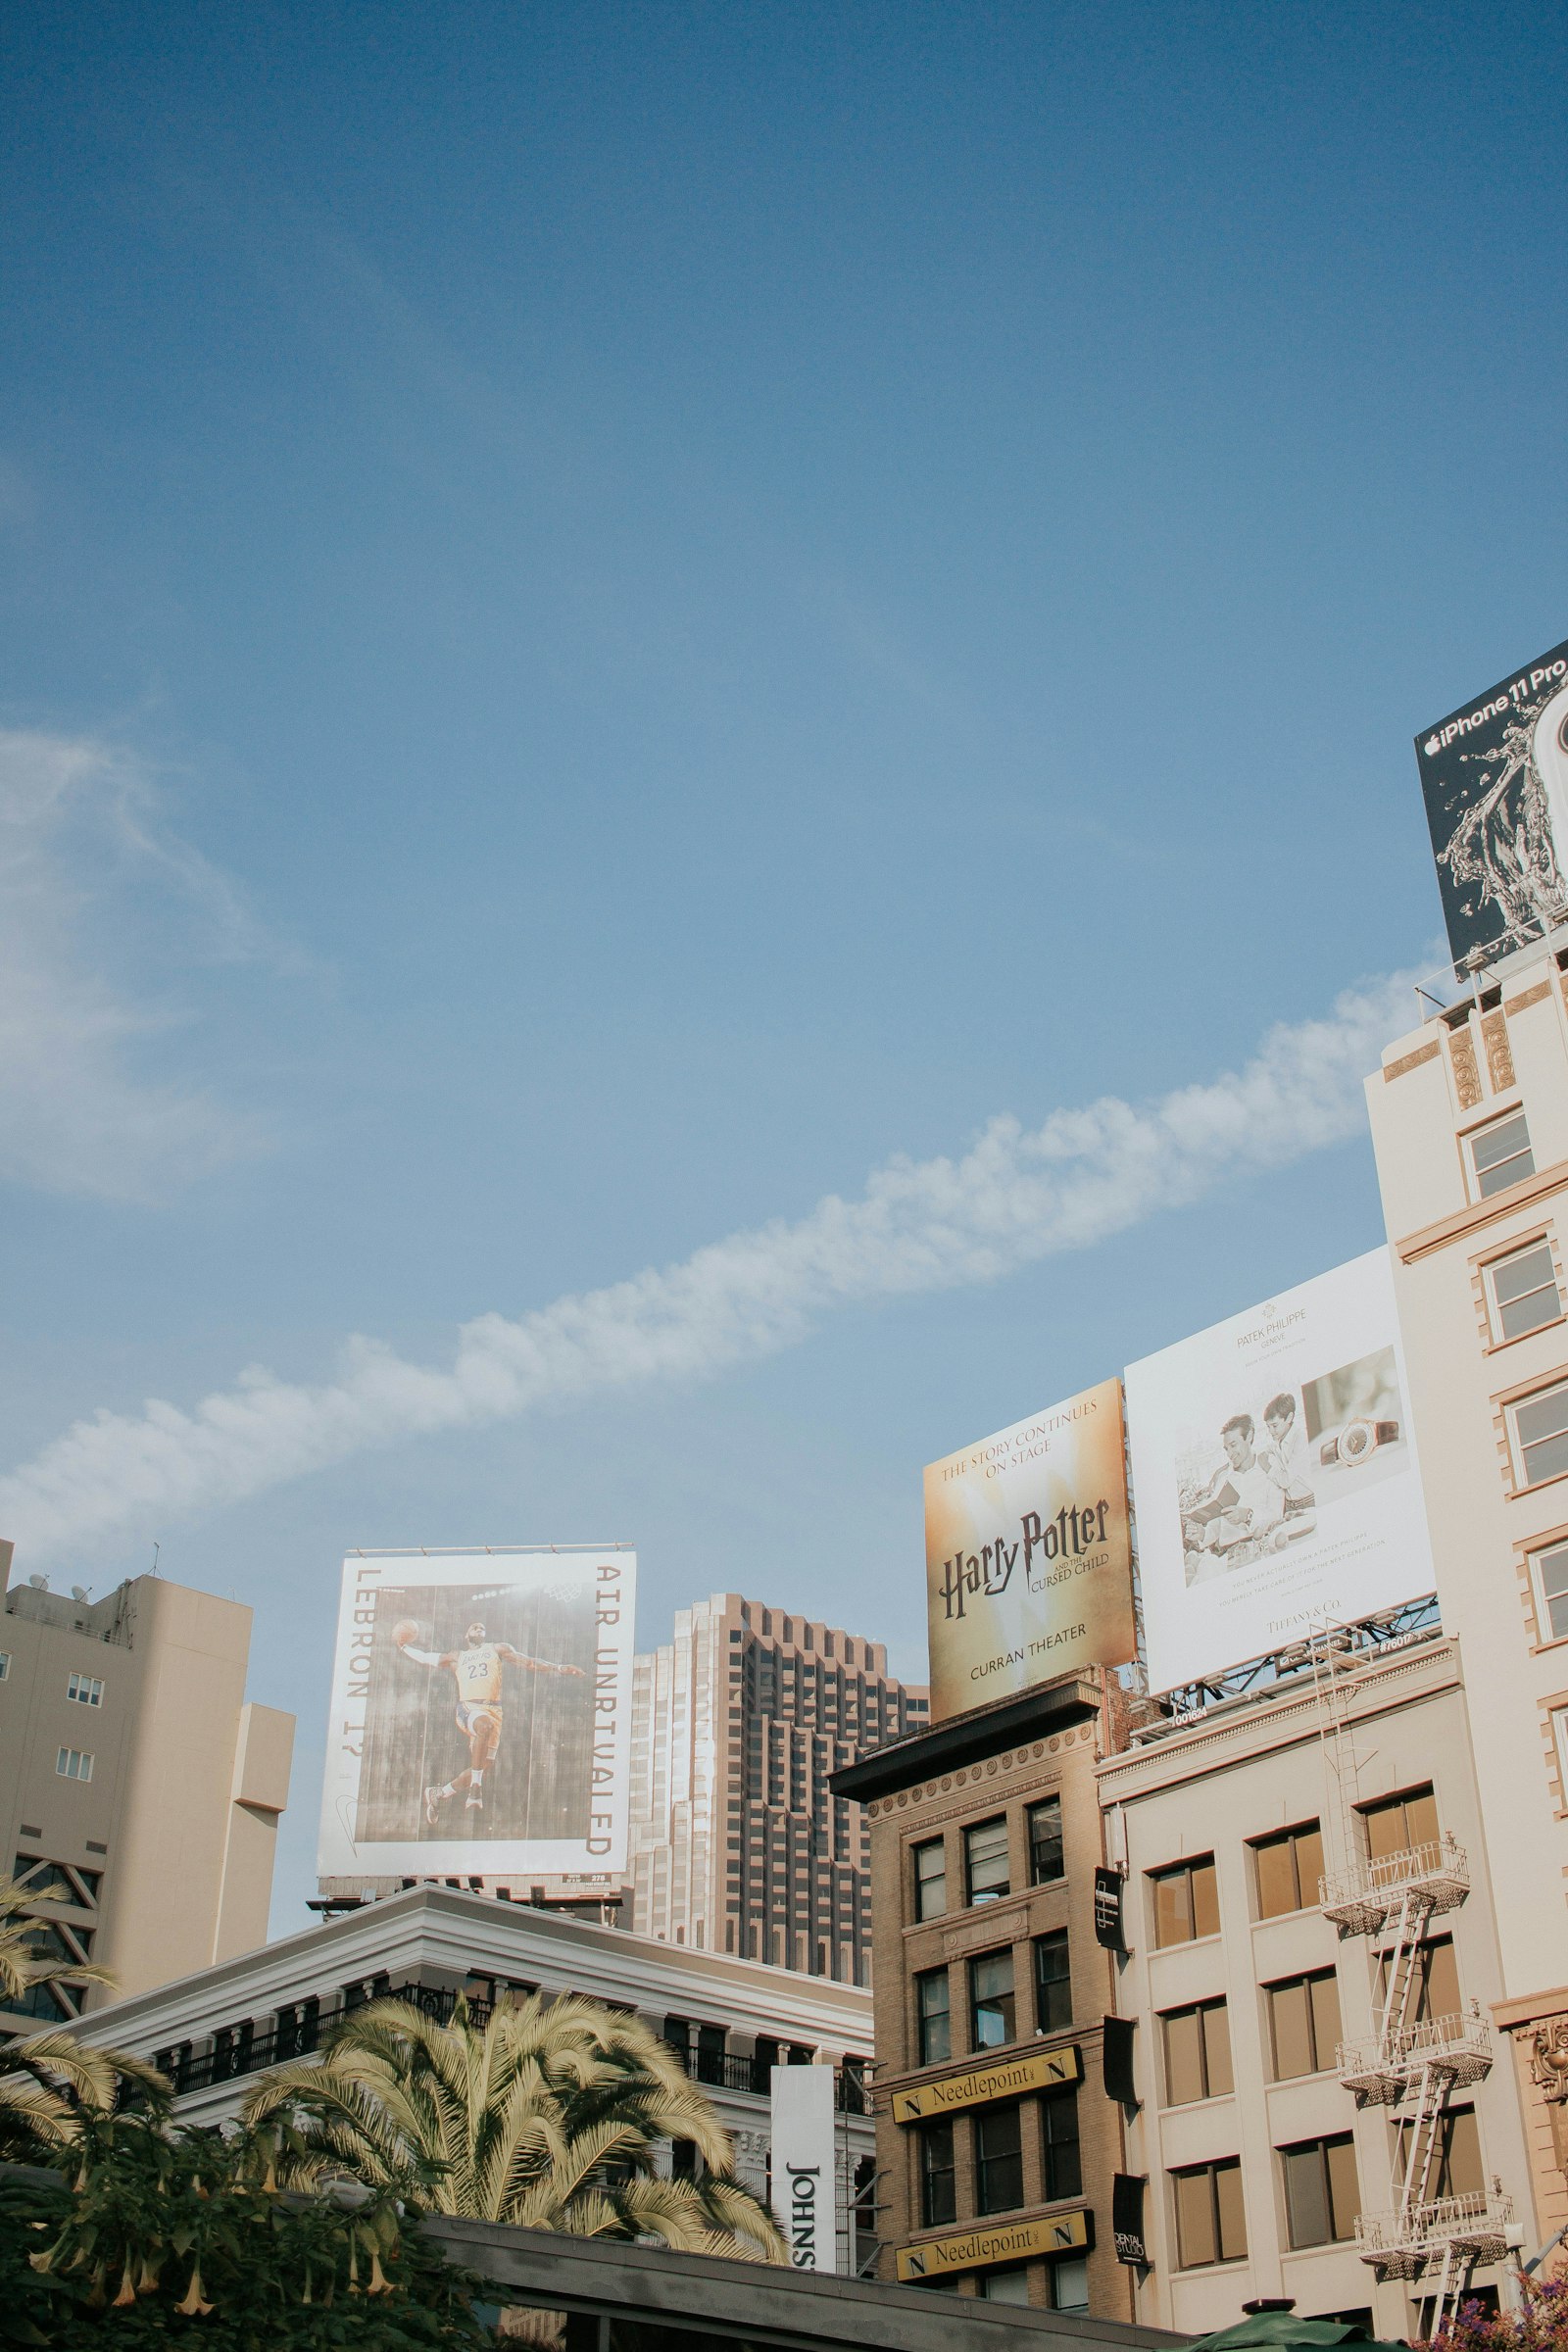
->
{"left": 628, "top": 1592, "right": 928, "bottom": 1981}
{"left": 1368, "top": 935, "right": 1568, "bottom": 2251}
{"left": 0, "top": 1553, "right": 295, "bottom": 2020}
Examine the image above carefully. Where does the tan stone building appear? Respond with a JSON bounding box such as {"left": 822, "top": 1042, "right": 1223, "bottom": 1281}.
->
{"left": 831, "top": 1672, "right": 1134, "bottom": 2317}
{"left": 0, "top": 1554, "right": 294, "bottom": 2019}
{"left": 629, "top": 1592, "right": 928, "bottom": 1981}
{"left": 1367, "top": 935, "right": 1568, "bottom": 2252}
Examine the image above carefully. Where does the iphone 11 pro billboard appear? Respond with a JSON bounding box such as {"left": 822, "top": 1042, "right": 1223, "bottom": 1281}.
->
{"left": 1417, "top": 635, "right": 1568, "bottom": 976}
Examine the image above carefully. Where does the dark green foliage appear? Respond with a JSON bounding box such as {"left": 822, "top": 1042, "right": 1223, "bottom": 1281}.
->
{"left": 0, "top": 2113, "right": 492, "bottom": 2351}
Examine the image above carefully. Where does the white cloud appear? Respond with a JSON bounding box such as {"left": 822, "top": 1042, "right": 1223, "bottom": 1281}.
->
{"left": 0, "top": 728, "right": 270, "bottom": 1200}
{"left": 0, "top": 966, "right": 1415, "bottom": 1561}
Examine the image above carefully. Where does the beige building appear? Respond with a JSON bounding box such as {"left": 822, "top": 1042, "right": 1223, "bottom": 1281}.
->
{"left": 629, "top": 1592, "right": 927, "bottom": 1981}
{"left": 0, "top": 1554, "right": 294, "bottom": 2019}
{"left": 832, "top": 1671, "right": 1136, "bottom": 2318}
{"left": 1101, "top": 1616, "right": 1529, "bottom": 2338}
{"left": 1368, "top": 936, "right": 1568, "bottom": 2249}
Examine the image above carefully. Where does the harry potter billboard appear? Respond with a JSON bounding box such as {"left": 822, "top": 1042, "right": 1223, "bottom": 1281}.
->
{"left": 923, "top": 1378, "right": 1137, "bottom": 1723}
{"left": 1416, "top": 635, "right": 1568, "bottom": 975}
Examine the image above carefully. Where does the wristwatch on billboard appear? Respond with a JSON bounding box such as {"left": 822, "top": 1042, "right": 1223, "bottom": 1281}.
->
{"left": 1319, "top": 1418, "right": 1399, "bottom": 1467}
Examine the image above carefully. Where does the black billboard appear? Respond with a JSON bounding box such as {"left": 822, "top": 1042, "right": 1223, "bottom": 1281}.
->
{"left": 1416, "top": 636, "right": 1568, "bottom": 976}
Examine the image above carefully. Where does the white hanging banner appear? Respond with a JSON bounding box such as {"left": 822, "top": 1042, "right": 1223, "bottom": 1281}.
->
{"left": 770, "top": 2065, "right": 838, "bottom": 2273}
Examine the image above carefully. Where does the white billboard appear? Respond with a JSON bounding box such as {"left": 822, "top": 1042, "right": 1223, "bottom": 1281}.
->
{"left": 770, "top": 2065, "right": 839, "bottom": 2273}
{"left": 318, "top": 1547, "right": 635, "bottom": 1881}
{"left": 1125, "top": 1251, "right": 1433, "bottom": 1692}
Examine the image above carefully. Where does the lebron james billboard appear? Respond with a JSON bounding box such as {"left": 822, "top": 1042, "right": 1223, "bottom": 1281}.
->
{"left": 318, "top": 1547, "right": 636, "bottom": 1882}
{"left": 924, "top": 1379, "right": 1136, "bottom": 1723}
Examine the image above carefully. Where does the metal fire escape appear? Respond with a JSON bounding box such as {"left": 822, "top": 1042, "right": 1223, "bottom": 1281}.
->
{"left": 1308, "top": 1633, "right": 1515, "bottom": 2332}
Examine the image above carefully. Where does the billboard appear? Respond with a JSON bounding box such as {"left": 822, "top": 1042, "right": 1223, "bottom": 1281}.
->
{"left": 1416, "top": 635, "right": 1568, "bottom": 974}
{"left": 924, "top": 1378, "right": 1136, "bottom": 1723}
{"left": 318, "top": 1547, "right": 635, "bottom": 1881}
{"left": 1125, "top": 1250, "right": 1433, "bottom": 1693}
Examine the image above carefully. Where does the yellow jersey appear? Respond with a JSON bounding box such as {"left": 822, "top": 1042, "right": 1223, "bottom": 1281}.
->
{"left": 453, "top": 1644, "right": 504, "bottom": 1705}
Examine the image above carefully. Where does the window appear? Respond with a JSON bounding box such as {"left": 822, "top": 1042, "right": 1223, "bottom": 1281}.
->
{"left": 974, "top": 2103, "right": 1024, "bottom": 2214}
{"left": 1252, "top": 1821, "right": 1324, "bottom": 1918}
{"left": 1378, "top": 1937, "right": 1460, "bottom": 2025}
{"left": 979, "top": 2267, "right": 1030, "bottom": 2303}
{"left": 1362, "top": 1786, "right": 1440, "bottom": 1863}
{"left": 1282, "top": 2134, "right": 1359, "bottom": 2247}
{"left": 1028, "top": 1795, "right": 1064, "bottom": 1885}
{"left": 1513, "top": 1383, "right": 1568, "bottom": 1489}
{"left": 0, "top": 1651, "right": 10, "bottom": 1681}
{"left": 66, "top": 1671, "right": 104, "bottom": 1707}
{"left": 965, "top": 1816, "right": 1010, "bottom": 1905}
{"left": 1050, "top": 2257, "right": 1090, "bottom": 2313}
{"left": 55, "top": 1747, "right": 93, "bottom": 1783}
{"left": 912, "top": 1838, "right": 947, "bottom": 1923}
{"left": 1533, "top": 1543, "right": 1568, "bottom": 1642}
{"left": 970, "top": 1950, "right": 1015, "bottom": 2049}
{"left": 1488, "top": 1242, "right": 1562, "bottom": 1343}
{"left": 1469, "top": 1109, "right": 1534, "bottom": 1200}
{"left": 1034, "top": 1931, "right": 1071, "bottom": 2033}
{"left": 915, "top": 1968, "right": 951, "bottom": 2066}
{"left": 1396, "top": 2108, "right": 1483, "bottom": 2201}
{"left": 1267, "top": 1971, "right": 1342, "bottom": 2080}
{"left": 1041, "top": 2085, "right": 1082, "bottom": 2199}
{"left": 1173, "top": 2158, "right": 1247, "bottom": 2267}
{"left": 1161, "top": 1999, "right": 1234, "bottom": 2104}
{"left": 919, "top": 2120, "right": 956, "bottom": 2226}
{"left": 1152, "top": 1855, "right": 1219, "bottom": 1946}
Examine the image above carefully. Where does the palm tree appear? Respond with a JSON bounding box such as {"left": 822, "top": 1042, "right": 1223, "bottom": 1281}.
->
{"left": 241, "top": 1987, "right": 788, "bottom": 2263}
{"left": 0, "top": 1873, "right": 168, "bottom": 2158}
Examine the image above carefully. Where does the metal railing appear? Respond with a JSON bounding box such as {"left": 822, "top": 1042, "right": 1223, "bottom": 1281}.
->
{"left": 1320, "top": 1835, "right": 1470, "bottom": 1934}
{"left": 1337, "top": 2008, "right": 1494, "bottom": 2105}
{"left": 1355, "top": 2186, "right": 1517, "bottom": 2275}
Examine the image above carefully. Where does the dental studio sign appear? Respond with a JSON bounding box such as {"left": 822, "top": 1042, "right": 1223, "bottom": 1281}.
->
{"left": 923, "top": 1378, "right": 1137, "bottom": 1721}
{"left": 769, "top": 2065, "right": 838, "bottom": 2272}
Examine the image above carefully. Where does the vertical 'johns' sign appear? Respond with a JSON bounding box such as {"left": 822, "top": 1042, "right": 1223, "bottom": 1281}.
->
{"left": 769, "top": 2065, "right": 838, "bottom": 2273}
{"left": 923, "top": 1378, "right": 1137, "bottom": 1722}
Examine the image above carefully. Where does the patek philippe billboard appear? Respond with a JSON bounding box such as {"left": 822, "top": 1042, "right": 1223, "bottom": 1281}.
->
{"left": 923, "top": 1378, "right": 1137, "bottom": 1723}
{"left": 318, "top": 1546, "right": 635, "bottom": 1882}
{"left": 1125, "top": 1250, "right": 1434, "bottom": 1693}
{"left": 1416, "top": 635, "right": 1568, "bottom": 975}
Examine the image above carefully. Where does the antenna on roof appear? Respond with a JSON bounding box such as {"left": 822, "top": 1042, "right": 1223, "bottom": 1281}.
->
{"left": 150, "top": 1543, "right": 160, "bottom": 1578}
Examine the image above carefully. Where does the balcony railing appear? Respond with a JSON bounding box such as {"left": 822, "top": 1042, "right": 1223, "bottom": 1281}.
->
{"left": 1354, "top": 2187, "right": 1517, "bottom": 2278}
{"left": 1320, "top": 1836, "right": 1470, "bottom": 1936}
{"left": 1336, "top": 2009, "right": 1494, "bottom": 2106}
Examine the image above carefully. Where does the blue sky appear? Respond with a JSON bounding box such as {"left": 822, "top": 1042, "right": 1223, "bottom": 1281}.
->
{"left": 1, "top": 1, "right": 1563, "bottom": 1929}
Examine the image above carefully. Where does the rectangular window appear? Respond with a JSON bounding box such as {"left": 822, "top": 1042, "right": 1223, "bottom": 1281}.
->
{"left": 1281, "top": 2134, "right": 1359, "bottom": 2247}
{"left": 1161, "top": 1998, "right": 1234, "bottom": 2103}
{"left": 1379, "top": 1937, "right": 1460, "bottom": 2025}
{"left": 1469, "top": 1109, "right": 1534, "bottom": 1200}
{"left": 973, "top": 2103, "right": 1024, "bottom": 2214}
{"left": 1034, "top": 1930, "right": 1071, "bottom": 2033}
{"left": 1252, "top": 1821, "right": 1324, "bottom": 1917}
{"left": 55, "top": 1747, "right": 94, "bottom": 1783}
{"left": 1152, "top": 1855, "right": 1219, "bottom": 1946}
{"left": 915, "top": 1969, "right": 951, "bottom": 2066}
{"left": 912, "top": 1838, "right": 947, "bottom": 1923}
{"left": 66, "top": 1671, "right": 104, "bottom": 1707}
{"left": 919, "top": 2120, "right": 956, "bottom": 2227}
{"left": 1028, "top": 1795, "right": 1064, "bottom": 1885}
{"left": 1488, "top": 1241, "right": 1562, "bottom": 1343}
{"left": 1362, "top": 1786, "right": 1440, "bottom": 1863}
{"left": 1173, "top": 2158, "right": 1247, "bottom": 2268}
{"left": 970, "top": 1949, "right": 1016, "bottom": 2049}
{"left": 1534, "top": 1543, "right": 1568, "bottom": 1642}
{"left": 1050, "top": 2256, "right": 1090, "bottom": 2313}
{"left": 1396, "top": 2108, "right": 1483, "bottom": 2200}
{"left": 0, "top": 1652, "right": 10, "bottom": 1681}
{"left": 965, "top": 1816, "right": 1010, "bottom": 1905}
{"left": 979, "top": 2267, "right": 1030, "bottom": 2303}
{"left": 1266, "top": 1971, "right": 1343, "bottom": 2080}
{"left": 1514, "top": 1384, "right": 1568, "bottom": 1489}
{"left": 1041, "top": 2084, "right": 1082, "bottom": 2200}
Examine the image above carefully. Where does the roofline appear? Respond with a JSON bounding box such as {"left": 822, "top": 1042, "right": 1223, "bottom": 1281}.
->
{"left": 829, "top": 1677, "right": 1101, "bottom": 1802}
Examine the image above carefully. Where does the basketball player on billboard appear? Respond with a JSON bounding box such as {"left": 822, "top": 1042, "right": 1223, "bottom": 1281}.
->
{"left": 392, "top": 1617, "right": 586, "bottom": 1824}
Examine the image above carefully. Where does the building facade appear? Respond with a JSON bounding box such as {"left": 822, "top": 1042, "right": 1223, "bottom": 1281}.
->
{"left": 1368, "top": 935, "right": 1568, "bottom": 2251}
{"left": 1100, "top": 1616, "right": 1530, "bottom": 2337}
{"left": 75, "top": 1882, "right": 880, "bottom": 2271}
{"left": 629, "top": 1592, "right": 928, "bottom": 1981}
{"left": 0, "top": 1559, "right": 294, "bottom": 2018}
{"left": 832, "top": 1673, "right": 1134, "bottom": 2319}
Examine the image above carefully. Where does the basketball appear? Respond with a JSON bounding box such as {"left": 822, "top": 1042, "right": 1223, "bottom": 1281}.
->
{"left": 391, "top": 1618, "right": 421, "bottom": 1647}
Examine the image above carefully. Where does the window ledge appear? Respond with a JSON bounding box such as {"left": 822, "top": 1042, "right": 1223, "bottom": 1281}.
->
{"left": 1484, "top": 1315, "right": 1568, "bottom": 1357}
